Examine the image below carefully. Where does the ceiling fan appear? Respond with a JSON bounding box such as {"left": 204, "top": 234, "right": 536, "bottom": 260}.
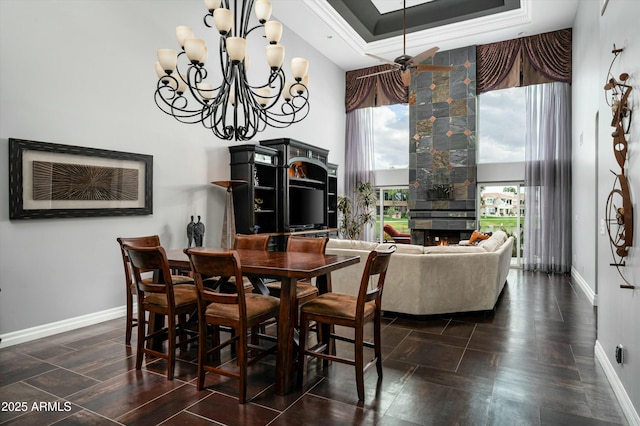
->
{"left": 359, "top": 0, "right": 456, "bottom": 85}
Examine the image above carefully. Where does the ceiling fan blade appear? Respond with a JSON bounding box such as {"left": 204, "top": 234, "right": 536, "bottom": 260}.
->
{"left": 408, "top": 46, "right": 440, "bottom": 65}
{"left": 365, "top": 53, "right": 398, "bottom": 66}
{"left": 411, "top": 64, "right": 457, "bottom": 72}
{"left": 356, "top": 68, "right": 397, "bottom": 80}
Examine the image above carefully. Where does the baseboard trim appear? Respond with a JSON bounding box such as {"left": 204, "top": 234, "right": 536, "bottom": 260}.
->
{"left": 0, "top": 306, "right": 126, "bottom": 349}
{"left": 571, "top": 266, "right": 597, "bottom": 306}
{"left": 595, "top": 340, "right": 640, "bottom": 426}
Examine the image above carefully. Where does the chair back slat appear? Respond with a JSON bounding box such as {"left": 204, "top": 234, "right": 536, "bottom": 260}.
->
{"left": 286, "top": 236, "right": 328, "bottom": 254}
{"left": 234, "top": 234, "right": 270, "bottom": 250}
{"left": 118, "top": 235, "right": 161, "bottom": 248}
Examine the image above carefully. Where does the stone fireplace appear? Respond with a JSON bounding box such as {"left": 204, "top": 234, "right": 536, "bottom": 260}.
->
{"left": 408, "top": 46, "right": 477, "bottom": 246}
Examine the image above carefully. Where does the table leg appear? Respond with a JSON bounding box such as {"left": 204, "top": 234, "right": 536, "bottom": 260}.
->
{"left": 275, "top": 276, "right": 297, "bottom": 395}
{"left": 315, "top": 273, "right": 332, "bottom": 294}
{"left": 248, "top": 276, "right": 270, "bottom": 295}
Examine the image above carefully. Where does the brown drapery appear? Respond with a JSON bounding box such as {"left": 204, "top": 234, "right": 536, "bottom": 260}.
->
{"left": 477, "top": 28, "right": 572, "bottom": 93}
{"left": 345, "top": 65, "right": 408, "bottom": 112}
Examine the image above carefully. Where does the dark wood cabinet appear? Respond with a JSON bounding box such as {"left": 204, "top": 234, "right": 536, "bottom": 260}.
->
{"left": 229, "top": 140, "right": 338, "bottom": 244}
{"left": 228, "top": 144, "right": 279, "bottom": 235}
{"left": 327, "top": 163, "right": 338, "bottom": 229}
{"left": 260, "top": 138, "right": 330, "bottom": 232}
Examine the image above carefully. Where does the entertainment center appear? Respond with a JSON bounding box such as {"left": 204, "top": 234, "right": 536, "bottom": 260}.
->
{"left": 229, "top": 138, "right": 338, "bottom": 246}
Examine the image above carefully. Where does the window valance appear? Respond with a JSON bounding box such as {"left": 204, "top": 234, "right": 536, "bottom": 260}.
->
{"left": 477, "top": 28, "right": 572, "bottom": 93}
{"left": 345, "top": 65, "right": 408, "bottom": 112}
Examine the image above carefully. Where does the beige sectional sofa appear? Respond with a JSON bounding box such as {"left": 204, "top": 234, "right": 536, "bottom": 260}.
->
{"left": 325, "top": 231, "right": 514, "bottom": 316}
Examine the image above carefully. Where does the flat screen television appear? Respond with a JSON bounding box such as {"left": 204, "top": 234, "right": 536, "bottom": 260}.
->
{"left": 289, "top": 186, "right": 325, "bottom": 229}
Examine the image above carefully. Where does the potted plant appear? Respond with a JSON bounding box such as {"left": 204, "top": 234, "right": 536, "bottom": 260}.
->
{"left": 337, "top": 181, "right": 376, "bottom": 240}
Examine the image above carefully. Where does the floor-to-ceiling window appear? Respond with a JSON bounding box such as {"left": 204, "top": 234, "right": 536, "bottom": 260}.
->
{"left": 478, "top": 183, "right": 524, "bottom": 266}
{"left": 377, "top": 187, "right": 410, "bottom": 241}
{"left": 478, "top": 87, "right": 526, "bottom": 264}
{"left": 478, "top": 87, "right": 525, "bottom": 163}
{"left": 371, "top": 103, "right": 410, "bottom": 242}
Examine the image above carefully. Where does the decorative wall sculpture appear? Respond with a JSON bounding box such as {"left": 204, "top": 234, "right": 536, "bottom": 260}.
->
{"left": 9, "top": 138, "right": 153, "bottom": 219}
{"left": 603, "top": 45, "right": 634, "bottom": 289}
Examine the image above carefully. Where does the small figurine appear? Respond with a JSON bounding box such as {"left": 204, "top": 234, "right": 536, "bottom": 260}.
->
{"left": 194, "top": 215, "right": 205, "bottom": 247}
{"left": 187, "top": 215, "right": 195, "bottom": 247}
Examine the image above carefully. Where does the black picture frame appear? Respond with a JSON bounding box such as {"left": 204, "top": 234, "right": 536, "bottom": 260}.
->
{"left": 9, "top": 138, "right": 153, "bottom": 219}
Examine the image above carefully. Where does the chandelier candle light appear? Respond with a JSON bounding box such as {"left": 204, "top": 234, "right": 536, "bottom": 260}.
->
{"left": 154, "top": 0, "right": 310, "bottom": 141}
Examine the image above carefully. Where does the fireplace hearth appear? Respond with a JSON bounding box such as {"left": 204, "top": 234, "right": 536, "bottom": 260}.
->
{"left": 419, "top": 229, "right": 472, "bottom": 246}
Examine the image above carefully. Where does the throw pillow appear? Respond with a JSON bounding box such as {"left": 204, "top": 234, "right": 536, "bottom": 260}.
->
{"left": 468, "top": 230, "right": 491, "bottom": 244}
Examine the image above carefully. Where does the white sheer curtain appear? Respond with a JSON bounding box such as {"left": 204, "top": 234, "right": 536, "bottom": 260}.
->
{"left": 524, "top": 82, "right": 572, "bottom": 272}
{"left": 345, "top": 108, "right": 376, "bottom": 241}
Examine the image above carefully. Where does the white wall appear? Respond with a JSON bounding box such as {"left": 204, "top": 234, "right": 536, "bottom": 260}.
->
{"left": 571, "top": 0, "right": 600, "bottom": 295}
{"left": 477, "top": 162, "right": 525, "bottom": 183}
{"left": 574, "top": 0, "right": 640, "bottom": 421}
{"left": 375, "top": 168, "right": 409, "bottom": 187}
{"left": 0, "top": 0, "right": 345, "bottom": 337}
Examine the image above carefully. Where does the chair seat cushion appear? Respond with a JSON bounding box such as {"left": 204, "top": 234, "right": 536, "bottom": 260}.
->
{"left": 301, "top": 292, "right": 375, "bottom": 320}
{"left": 205, "top": 276, "right": 253, "bottom": 290}
{"left": 140, "top": 275, "right": 194, "bottom": 286}
{"left": 144, "top": 284, "right": 197, "bottom": 307}
{"left": 266, "top": 282, "right": 319, "bottom": 298}
{"left": 205, "top": 294, "right": 280, "bottom": 322}
{"left": 227, "top": 276, "right": 254, "bottom": 289}
{"left": 171, "top": 274, "right": 194, "bottom": 284}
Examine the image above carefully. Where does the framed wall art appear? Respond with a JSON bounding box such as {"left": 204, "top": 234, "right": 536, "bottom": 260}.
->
{"left": 9, "top": 138, "right": 153, "bottom": 219}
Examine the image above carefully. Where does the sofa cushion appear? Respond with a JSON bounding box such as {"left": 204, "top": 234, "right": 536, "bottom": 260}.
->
{"left": 377, "top": 242, "right": 424, "bottom": 254}
{"left": 478, "top": 230, "right": 508, "bottom": 252}
{"left": 491, "top": 230, "right": 508, "bottom": 244}
{"left": 423, "top": 245, "right": 485, "bottom": 254}
{"left": 327, "top": 239, "right": 378, "bottom": 251}
{"left": 478, "top": 238, "right": 500, "bottom": 252}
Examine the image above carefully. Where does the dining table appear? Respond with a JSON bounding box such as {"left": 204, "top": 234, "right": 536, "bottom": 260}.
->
{"left": 164, "top": 247, "right": 360, "bottom": 395}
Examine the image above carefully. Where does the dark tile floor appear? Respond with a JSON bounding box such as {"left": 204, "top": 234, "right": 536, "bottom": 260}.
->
{"left": 0, "top": 270, "right": 628, "bottom": 425}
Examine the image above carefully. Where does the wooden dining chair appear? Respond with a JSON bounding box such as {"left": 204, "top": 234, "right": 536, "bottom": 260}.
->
{"left": 185, "top": 249, "right": 280, "bottom": 403}
{"left": 123, "top": 244, "right": 199, "bottom": 380}
{"left": 116, "top": 235, "right": 194, "bottom": 345}
{"left": 297, "top": 245, "right": 396, "bottom": 401}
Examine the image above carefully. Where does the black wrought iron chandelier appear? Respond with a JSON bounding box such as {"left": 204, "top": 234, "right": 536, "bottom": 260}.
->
{"left": 154, "top": 0, "right": 310, "bottom": 141}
